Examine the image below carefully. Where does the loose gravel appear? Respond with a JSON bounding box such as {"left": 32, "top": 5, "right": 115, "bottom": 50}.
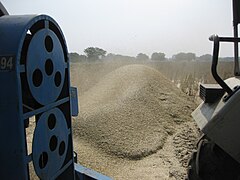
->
{"left": 73, "top": 64, "right": 196, "bottom": 160}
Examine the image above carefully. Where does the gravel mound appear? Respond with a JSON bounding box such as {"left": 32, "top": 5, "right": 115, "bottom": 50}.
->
{"left": 173, "top": 122, "right": 200, "bottom": 168}
{"left": 73, "top": 64, "right": 195, "bottom": 159}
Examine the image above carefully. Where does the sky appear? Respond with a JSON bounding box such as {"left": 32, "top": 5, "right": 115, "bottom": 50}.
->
{"left": 1, "top": 0, "right": 235, "bottom": 58}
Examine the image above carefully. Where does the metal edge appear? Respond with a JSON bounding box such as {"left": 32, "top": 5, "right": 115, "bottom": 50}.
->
{"left": 0, "top": 2, "right": 9, "bottom": 16}
{"left": 75, "top": 163, "right": 112, "bottom": 180}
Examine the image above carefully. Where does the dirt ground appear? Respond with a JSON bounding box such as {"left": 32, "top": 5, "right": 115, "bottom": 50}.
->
{"left": 71, "top": 62, "right": 200, "bottom": 180}
{"left": 74, "top": 121, "right": 199, "bottom": 180}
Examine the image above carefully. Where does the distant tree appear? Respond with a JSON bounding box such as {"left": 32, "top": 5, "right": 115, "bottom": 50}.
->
{"left": 199, "top": 54, "right": 212, "bottom": 61}
{"left": 105, "top": 53, "right": 115, "bottom": 60}
{"left": 69, "top": 52, "right": 87, "bottom": 62}
{"left": 84, "top": 47, "right": 107, "bottom": 60}
{"left": 219, "top": 57, "right": 234, "bottom": 61}
{"left": 151, "top": 52, "right": 166, "bottom": 61}
{"left": 105, "top": 53, "right": 135, "bottom": 61}
{"left": 187, "top": 53, "right": 196, "bottom": 61}
{"left": 136, "top": 53, "right": 149, "bottom": 60}
{"left": 115, "top": 54, "right": 135, "bottom": 61}
{"left": 79, "top": 55, "right": 87, "bottom": 61}
{"left": 173, "top": 52, "right": 196, "bottom": 61}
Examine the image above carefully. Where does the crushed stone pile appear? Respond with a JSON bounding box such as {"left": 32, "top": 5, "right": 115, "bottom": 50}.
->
{"left": 73, "top": 64, "right": 196, "bottom": 160}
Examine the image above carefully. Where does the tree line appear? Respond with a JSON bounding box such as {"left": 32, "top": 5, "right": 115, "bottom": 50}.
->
{"left": 69, "top": 47, "right": 232, "bottom": 63}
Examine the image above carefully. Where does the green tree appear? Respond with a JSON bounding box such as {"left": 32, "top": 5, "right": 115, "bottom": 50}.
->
{"left": 84, "top": 47, "right": 107, "bottom": 60}
{"left": 136, "top": 53, "right": 149, "bottom": 60}
{"left": 151, "top": 52, "right": 166, "bottom": 61}
{"left": 173, "top": 52, "right": 196, "bottom": 61}
{"left": 69, "top": 52, "right": 87, "bottom": 62}
{"left": 198, "top": 54, "right": 212, "bottom": 61}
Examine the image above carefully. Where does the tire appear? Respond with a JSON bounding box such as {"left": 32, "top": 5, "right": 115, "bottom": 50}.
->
{"left": 187, "top": 150, "right": 201, "bottom": 180}
{"left": 186, "top": 135, "right": 240, "bottom": 180}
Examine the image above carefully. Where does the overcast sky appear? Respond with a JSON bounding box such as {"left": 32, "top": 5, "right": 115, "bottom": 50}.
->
{"left": 1, "top": 0, "right": 235, "bottom": 57}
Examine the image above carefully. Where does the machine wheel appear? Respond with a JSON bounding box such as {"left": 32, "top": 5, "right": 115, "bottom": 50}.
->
{"left": 187, "top": 135, "right": 240, "bottom": 180}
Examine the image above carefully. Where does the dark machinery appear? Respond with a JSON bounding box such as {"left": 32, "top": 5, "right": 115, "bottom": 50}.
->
{"left": 0, "top": 2, "right": 111, "bottom": 180}
{"left": 188, "top": 0, "right": 240, "bottom": 179}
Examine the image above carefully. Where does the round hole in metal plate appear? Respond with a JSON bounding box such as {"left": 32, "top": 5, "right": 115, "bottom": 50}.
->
{"left": 49, "top": 135, "right": 58, "bottom": 151}
{"left": 45, "top": 35, "right": 53, "bottom": 52}
{"left": 54, "top": 71, "right": 62, "bottom": 87}
{"left": 32, "top": 69, "right": 43, "bottom": 87}
{"left": 45, "top": 59, "right": 54, "bottom": 76}
{"left": 48, "top": 114, "right": 56, "bottom": 130}
{"left": 59, "top": 141, "right": 65, "bottom": 156}
{"left": 39, "top": 152, "right": 48, "bottom": 169}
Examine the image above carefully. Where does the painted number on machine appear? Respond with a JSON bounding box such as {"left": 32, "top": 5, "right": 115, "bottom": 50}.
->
{"left": 0, "top": 56, "right": 14, "bottom": 71}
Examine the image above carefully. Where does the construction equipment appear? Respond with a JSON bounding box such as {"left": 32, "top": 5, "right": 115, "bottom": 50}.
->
{"left": 0, "top": 2, "right": 111, "bottom": 180}
{"left": 187, "top": 0, "right": 240, "bottom": 179}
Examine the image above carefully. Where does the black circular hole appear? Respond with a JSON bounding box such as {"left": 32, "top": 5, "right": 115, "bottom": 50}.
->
{"left": 59, "top": 141, "right": 65, "bottom": 156}
{"left": 49, "top": 135, "right": 58, "bottom": 151}
{"left": 45, "top": 35, "right": 53, "bottom": 52}
{"left": 54, "top": 71, "right": 62, "bottom": 87}
{"left": 45, "top": 59, "right": 54, "bottom": 76}
{"left": 39, "top": 152, "right": 48, "bottom": 169}
{"left": 48, "top": 114, "right": 56, "bottom": 130}
{"left": 32, "top": 69, "right": 43, "bottom": 87}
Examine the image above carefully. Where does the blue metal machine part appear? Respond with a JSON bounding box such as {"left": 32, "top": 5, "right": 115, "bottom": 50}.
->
{"left": 0, "top": 7, "right": 111, "bottom": 180}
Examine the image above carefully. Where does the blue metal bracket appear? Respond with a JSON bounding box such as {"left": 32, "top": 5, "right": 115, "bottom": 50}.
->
{"left": 75, "top": 163, "right": 112, "bottom": 180}
{"left": 71, "top": 86, "right": 79, "bottom": 116}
